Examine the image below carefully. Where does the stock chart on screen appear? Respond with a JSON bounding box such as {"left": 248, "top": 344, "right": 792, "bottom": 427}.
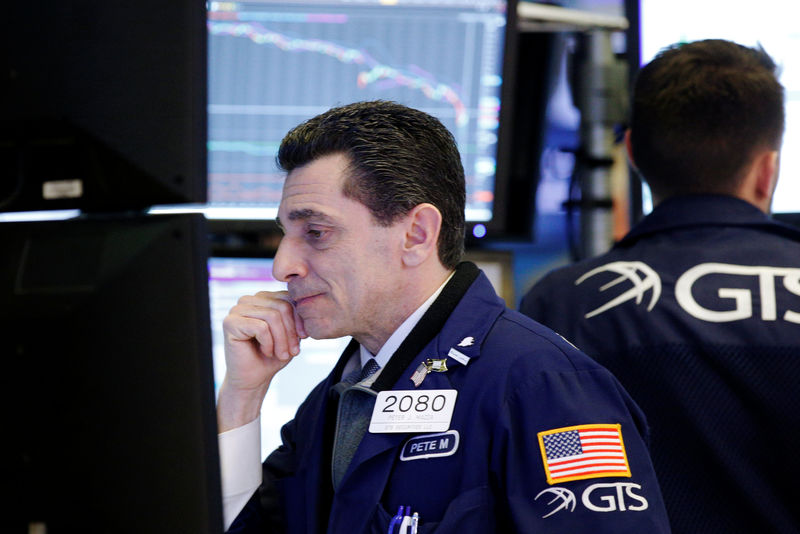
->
{"left": 207, "top": 0, "right": 510, "bottom": 222}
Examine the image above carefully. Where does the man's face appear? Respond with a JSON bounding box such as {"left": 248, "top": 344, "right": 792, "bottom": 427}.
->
{"left": 273, "top": 153, "right": 406, "bottom": 346}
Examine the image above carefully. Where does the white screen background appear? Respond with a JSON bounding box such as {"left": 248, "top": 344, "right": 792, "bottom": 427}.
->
{"left": 639, "top": 0, "right": 800, "bottom": 213}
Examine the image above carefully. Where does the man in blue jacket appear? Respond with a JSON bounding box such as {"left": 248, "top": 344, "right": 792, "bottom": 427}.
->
{"left": 521, "top": 40, "right": 799, "bottom": 533}
{"left": 217, "top": 100, "right": 670, "bottom": 533}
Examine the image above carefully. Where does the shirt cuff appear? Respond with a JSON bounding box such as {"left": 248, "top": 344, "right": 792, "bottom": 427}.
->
{"left": 218, "top": 416, "right": 262, "bottom": 530}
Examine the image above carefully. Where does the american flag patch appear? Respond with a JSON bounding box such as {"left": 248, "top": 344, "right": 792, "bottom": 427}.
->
{"left": 537, "top": 424, "right": 631, "bottom": 484}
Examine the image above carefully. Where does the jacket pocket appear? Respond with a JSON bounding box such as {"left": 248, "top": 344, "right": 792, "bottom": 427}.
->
{"left": 367, "top": 485, "right": 493, "bottom": 534}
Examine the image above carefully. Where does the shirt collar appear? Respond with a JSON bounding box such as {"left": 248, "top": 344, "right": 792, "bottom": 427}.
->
{"left": 618, "top": 194, "right": 780, "bottom": 247}
{"left": 357, "top": 271, "right": 456, "bottom": 370}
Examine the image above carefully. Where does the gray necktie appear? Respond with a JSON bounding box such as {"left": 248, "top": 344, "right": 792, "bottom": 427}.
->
{"left": 331, "top": 357, "right": 381, "bottom": 489}
{"left": 357, "top": 357, "right": 380, "bottom": 383}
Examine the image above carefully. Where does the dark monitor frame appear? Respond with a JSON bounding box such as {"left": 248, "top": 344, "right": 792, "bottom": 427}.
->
{"left": 623, "top": 0, "right": 645, "bottom": 226}
{"left": 1, "top": 1, "right": 207, "bottom": 214}
{"left": 205, "top": 0, "right": 547, "bottom": 246}
{"left": 0, "top": 213, "right": 223, "bottom": 533}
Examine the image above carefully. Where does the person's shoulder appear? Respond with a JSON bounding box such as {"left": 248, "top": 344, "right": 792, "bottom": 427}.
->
{"left": 519, "top": 252, "right": 617, "bottom": 315}
{"left": 532, "top": 259, "right": 589, "bottom": 287}
{"left": 465, "top": 308, "right": 631, "bottom": 416}
{"left": 485, "top": 307, "right": 604, "bottom": 374}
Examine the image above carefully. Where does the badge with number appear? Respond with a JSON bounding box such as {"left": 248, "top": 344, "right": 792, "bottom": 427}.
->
{"left": 369, "top": 389, "right": 458, "bottom": 433}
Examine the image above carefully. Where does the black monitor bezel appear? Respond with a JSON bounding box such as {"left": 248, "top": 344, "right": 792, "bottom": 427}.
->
{"left": 0, "top": 213, "right": 223, "bottom": 533}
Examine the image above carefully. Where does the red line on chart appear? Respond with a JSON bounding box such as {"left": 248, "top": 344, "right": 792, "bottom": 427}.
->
{"left": 208, "top": 20, "right": 468, "bottom": 126}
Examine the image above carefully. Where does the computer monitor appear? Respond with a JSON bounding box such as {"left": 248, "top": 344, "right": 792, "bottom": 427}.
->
{"left": 1, "top": 1, "right": 207, "bottom": 214}
{"left": 0, "top": 214, "right": 222, "bottom": 533}
{"left": 205, "top": 0, "right": 522, "bottom": 238}
{"left": 626, "top": 0, "right": 800, "bottom": 217}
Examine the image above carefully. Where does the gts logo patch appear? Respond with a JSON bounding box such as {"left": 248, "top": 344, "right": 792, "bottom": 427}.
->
{"left": 577, "top": 261, "right": 800, "bottom": 323}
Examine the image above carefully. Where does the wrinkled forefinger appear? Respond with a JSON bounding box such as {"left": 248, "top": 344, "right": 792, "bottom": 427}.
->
{"left": 249, "top": 290, "right": 301, "bottom": 359}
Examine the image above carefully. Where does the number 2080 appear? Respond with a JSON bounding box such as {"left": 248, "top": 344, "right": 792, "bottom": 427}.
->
{"left": 381, "top": 394, "right": 447, "bottom": 413}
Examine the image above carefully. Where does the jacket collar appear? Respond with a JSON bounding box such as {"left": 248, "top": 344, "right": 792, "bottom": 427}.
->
{"left": 328, "top": 261, "right": 482, "bottom": 393}
{"left": 618, "top": 194, "right": 800, "bottom": 247}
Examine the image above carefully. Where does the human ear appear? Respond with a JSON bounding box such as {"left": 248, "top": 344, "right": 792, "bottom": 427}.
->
{"left": 401, "top": 203, "right": 442, "bottom": 267}
{"left": 753, "top": 150, "right": 779, "bottom": 204}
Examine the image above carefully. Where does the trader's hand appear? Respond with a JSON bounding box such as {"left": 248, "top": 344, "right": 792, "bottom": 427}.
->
{"left": 216, "top": 290, "right": 307, "bottom": 432}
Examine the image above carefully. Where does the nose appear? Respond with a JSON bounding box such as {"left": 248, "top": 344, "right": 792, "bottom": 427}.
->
{"left": 272, "top": 236, "right": 307, "bottom": 282}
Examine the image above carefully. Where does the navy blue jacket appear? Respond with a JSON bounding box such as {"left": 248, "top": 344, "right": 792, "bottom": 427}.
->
{"left": 521, "top": 195, "right": 800, "bottom": 533}
{"left": 230, "top": 262, "right": 670, "bottom": 533}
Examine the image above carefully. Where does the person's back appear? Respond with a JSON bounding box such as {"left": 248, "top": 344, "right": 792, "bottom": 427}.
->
{"left": 520, "top": 39, "right": 800, "bottom": 533}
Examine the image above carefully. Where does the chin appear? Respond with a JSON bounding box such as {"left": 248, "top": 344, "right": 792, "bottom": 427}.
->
{"left": 303, "top": 321, "right": 345, "bottom": 341}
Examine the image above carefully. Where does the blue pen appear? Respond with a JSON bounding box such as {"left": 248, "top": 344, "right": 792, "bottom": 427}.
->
{"left": 388, "top": 506, "right": 404, "bottom": 534}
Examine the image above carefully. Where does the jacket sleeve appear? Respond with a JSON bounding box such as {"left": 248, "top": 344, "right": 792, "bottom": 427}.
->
{"left": 492, "top": 361, "right": 671, "bottom": 533}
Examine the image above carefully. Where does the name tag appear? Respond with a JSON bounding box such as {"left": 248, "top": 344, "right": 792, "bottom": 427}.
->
{"left": 400, "top": 430, "right": 460, "bottom": 461}
{"left": 369, "top": 389, "right": 457, "bottom": 433}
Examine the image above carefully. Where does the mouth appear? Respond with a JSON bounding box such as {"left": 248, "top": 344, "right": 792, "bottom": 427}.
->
{"left": 291, "top": 292, "right": 323, "bottom": 309}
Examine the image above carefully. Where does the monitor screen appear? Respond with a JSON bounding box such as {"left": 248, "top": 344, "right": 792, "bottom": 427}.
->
{"left": 0, "top": 214, "right": 222, "bottom": 533}
{"left": 206, "top": 0, "right": 518, "bottom": 230}
{"left": 628, "top": 0, "right": 800, "bottom": 215}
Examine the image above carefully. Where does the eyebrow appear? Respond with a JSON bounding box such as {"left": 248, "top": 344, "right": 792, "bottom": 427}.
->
{"left": 276, "top": 209, "right": 335, "bottom": 228}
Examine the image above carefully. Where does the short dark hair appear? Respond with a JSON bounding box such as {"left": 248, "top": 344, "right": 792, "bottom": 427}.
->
{"left": 630, "top": 39, "right": 785, "bottom": 199}
{"left": 277, "top": 100, "right": 466, "bottom": 268}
